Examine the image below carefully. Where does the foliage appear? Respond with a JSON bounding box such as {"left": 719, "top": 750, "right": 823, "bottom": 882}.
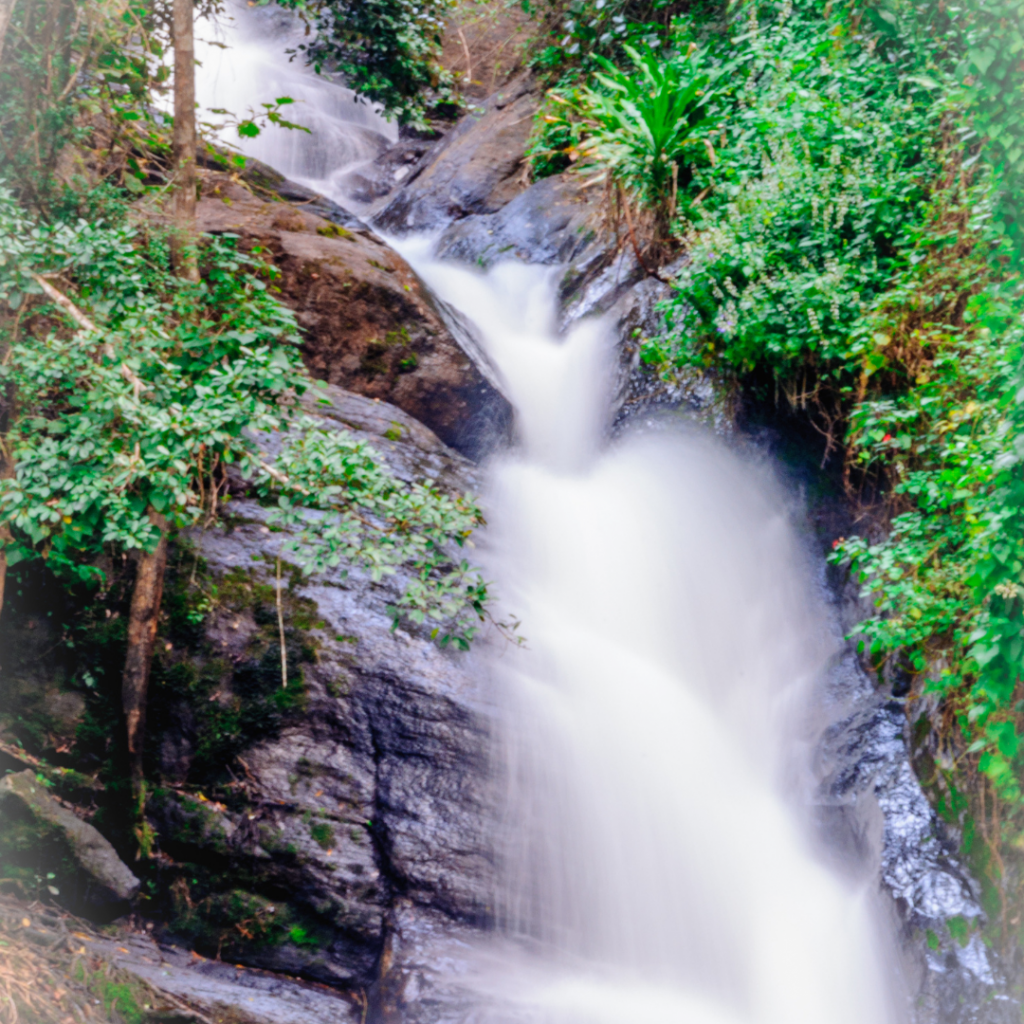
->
{"left": 264, "top": 421, "right": 488, "bottom": 647}
{"left": 527, "top": 0, "right": 707, "bottom": 72}
{"left": 274, "top": 0, "right": 457, "bottom": 126}
{"left": 829, "top": 159, "right": 1024, "bottom": 922}
{"left": 944, "top": 0, "right": 1024, "bottom": 257}
{"left": 608, "top": 0, "right": 1024, "bottom": 948}
{"left": 542, "top": 41, "right": 714, "bottom": 220}
{"left": 0, "top": 0, "right": 172, "bottom": 214}
{"left": 0, "top": 193, "right": 490, "bottom": 640}
{"left": 641, "top": 0, "right": 943, "bottom": 377}
{"left": 0, "top": 194, "right": 307, "bottom": 580}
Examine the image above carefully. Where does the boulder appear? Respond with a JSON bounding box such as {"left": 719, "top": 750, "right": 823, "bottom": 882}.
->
{"left": 0, "top": 769, "right": 140, "bottom": 903}
{"left": 144, "top": 385, "right": 497, "bottom": 989}
{"left": 373, "top": 74, "right": 538, "bottom": 234}
{"left": 196, "top": 170, "right": 511, "bottom": 458}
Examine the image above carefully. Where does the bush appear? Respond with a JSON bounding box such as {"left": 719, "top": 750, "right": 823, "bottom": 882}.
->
{"left": 546, "top": 41, "right": 714, "bottom": 228}
{"left": 277, "top": 0, "right": 457, "bottom": 126}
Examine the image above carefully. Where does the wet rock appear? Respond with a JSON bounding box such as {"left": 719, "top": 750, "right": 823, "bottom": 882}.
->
{"left": 433, "top": 174, "right": 601, "bottom": 270}
{"left": 344, "top": 134, "right": 441, "bottom": 208}
{"left": 430, "top": 174, "right": 725, "bottom": 430}
{"left": 373, "top": 74, "right": 538, "bottom": 234}
{"left": 145, "top": 386, "right": 497, "bottom": 989}
{"left": 84, "top": 929, "right": 361, "bottom": 1024}
{"left": 816, "top": 601, "right": 1019, "bottom": 1024}
{"left": 0, "top": 769, "right": 140, "bottom": 903}
{"left": 196, "top": 170, "right": 511, "bottom": 457}
{"left": 370, "top": 902, "right": 518, "bottom": 1024}
{"left": 430, "top": 173, "right": 642, "bottom": 318}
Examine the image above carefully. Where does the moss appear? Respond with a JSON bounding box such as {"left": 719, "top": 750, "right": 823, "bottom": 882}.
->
{"left": 360, "top": 339, "right": 389, "bottom": 376}
{"left": 947, "top": 915, "right": 972, "bottom": 947}
{"left": 324, "top": 672, "right": 349, "bottom": 698}
{"left": 316, "top": 223, "right": 354, "bottom": 241}
{"left": 149, "top": 559, "right": 317, "bottom": 786}
{"left": 72, "top": 959, "right": 154, "bottom": 1024}
{"left": 309, "top": 821, "right": 334, "bottom": 850}
{"left": 170, "top": 885, "right": 319, "bottom": 956}
{"left": 384, "top": 326, "right": 411, "bottom": 347}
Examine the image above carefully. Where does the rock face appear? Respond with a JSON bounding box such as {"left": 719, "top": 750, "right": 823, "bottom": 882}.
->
{"left": 196, "top": 169, "right": 511, "bottom": 457}
{"left": 0, "top": 769, "right": 140, "bottom": 904}
{"left": 373, "top": 74, "right": 538, "bottom": 234}
{"left": 0, "top": 894, "right": 363, "bottom": 1024}
{"left": 144, "top": 386, "right": 497, "bottom": 991}
{"left": 815, "top": 579, "right": 1019, "bottom": 1024}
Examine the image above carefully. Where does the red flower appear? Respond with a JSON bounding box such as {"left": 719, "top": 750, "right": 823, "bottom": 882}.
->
{"left": 882, "top": 433, "right": 892, "bottom": 443}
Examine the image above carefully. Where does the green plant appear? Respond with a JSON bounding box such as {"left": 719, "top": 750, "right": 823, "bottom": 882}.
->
{"left": 620, "top": 0, "right": 1024, "bottom": 955}
{"left": 309, "top": 821, "right": 334, "bottom": 849}
{"left": 276, "top": 0, "right": 458, "bottom": 126}
{"left": 263, "top": 423, "right": 489, "bottom": 647}
{"left": 0, "top": 0, "right": 171, "bottom": 215}
{"left": 548, "top": 40, "right": 714, "bottom": 233}
{"left": 644, "top": 0, "right": 943, "bottom": 378}
{"left": 0, "top": 199, "right": 307, "bottom": 584}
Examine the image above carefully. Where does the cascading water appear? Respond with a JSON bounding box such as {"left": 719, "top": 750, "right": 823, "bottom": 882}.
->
{"left": 193, "top": 1, "right": 395, "bottom": 204}
{"left": 199, "top": 25, "right": 896, "bottom": 1021}
{"left": 389, "top": 241, "right": 895, "bottom": 1024}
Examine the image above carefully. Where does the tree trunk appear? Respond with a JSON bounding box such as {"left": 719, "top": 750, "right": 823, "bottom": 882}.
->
{"left": 0, "top": 0, "right": 18, "bottom": 68}
{"left": 121, "top": 511, "right": 169, "bottom": 802}
{"left": 170, "top": 0, "right": 199, "bottom": 282}
{"left": 0, "top": 488, "right": 12, "bottom": 622}
{"left": 0, "top": 326, "right": 16, "bottom": 624}
{"left": 120, "top": 0, "right": 196, "bottom": 830}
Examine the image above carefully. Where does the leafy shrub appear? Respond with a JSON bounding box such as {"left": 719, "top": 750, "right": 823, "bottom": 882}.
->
{"left": 549, "top": 41, "right": 714, "bottom": 225}
{"left": 277, "top": 0, "right": 457, "bottom": 126}
{"left": 0, "top": 0, "right": 172, "bottom": 214}
{"left": 0, "top": 193, "right": 490, "bottom": 641}
{"left": 644, "top": 0, "right": 942, "bottom": 377}
{"left": 623, "top": 0, "right": 1024, "bottom": 950}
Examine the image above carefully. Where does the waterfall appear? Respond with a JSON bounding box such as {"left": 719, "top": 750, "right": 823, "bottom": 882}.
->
{"left": 197, "top": 24, "right": 894, "bottom": 1021}
{"left": 390, "top": 240, "right": 893, "bottom": 1024}
{"left": 193, "top": 0, "right": 396, "bottom": 203}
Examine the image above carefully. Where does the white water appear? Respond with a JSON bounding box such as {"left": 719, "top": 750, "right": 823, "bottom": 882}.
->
{"left": 198, "top": 20, "right": 895, "bottom": 1016}
{"left": 193, "top": 1, "right": 396, "bottom": 203}
{"left": 391, "top": 239, "right": 893, "bottom": 1024}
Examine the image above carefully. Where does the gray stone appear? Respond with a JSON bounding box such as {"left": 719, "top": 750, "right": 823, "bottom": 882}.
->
{"left": 373, "top": 75, "right": 538, "bottom": 234}
{"left": 815, "top": 579, "right": 1019, "bottom": 1024}
{"left": 146, "top": 386, "right": 497, "bottom": 989}
{"left": 0, "top": 769, "right": 140, "bottom": 902}
{"left": 85, "top": 930, "right": 361, "bottom": 1024}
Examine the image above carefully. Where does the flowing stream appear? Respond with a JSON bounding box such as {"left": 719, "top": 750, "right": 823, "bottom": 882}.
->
{"left": 193, "top": 3, "right": 395, "bottom": 201}
{"left": 391, "top": 244, "right": 893, "bottom": 1024}
{"left": 202, "top": 15, "right": 894, "bottom": 1020}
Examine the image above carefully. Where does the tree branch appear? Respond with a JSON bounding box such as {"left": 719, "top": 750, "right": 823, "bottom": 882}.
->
{"left": 28, "top": 271, "right": 147, "bottom": 396}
